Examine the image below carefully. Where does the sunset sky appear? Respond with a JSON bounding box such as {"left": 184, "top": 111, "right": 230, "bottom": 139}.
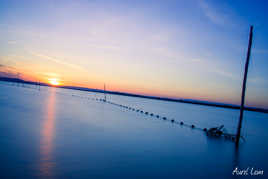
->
{"left": 0, "top": 0, "right": 268, "bottom": 108}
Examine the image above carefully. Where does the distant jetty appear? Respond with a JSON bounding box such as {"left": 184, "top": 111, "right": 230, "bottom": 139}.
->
{"left": 1, "top": 76, "right": 268, "bottom": 114}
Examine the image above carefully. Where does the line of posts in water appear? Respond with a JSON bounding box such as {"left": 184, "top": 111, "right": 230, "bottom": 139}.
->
{"left": 71, "top": 94, "right": 237, "bottom": 142}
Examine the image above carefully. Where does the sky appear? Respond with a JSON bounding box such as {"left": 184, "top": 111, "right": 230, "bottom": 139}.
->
{"left": 0, "top": 0, "right": 268, "bottom": 108}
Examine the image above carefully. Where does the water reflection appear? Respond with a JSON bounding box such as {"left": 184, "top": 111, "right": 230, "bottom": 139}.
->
{"left": 231, "top": 144, "right": 241, "bottom": 178}
{"left": 40, "top": 88, "right": 56, "bottom": 177}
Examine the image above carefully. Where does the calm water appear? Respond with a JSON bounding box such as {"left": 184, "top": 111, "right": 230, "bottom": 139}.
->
{"left": 0, "top": 82, "right": 267, "bottom": 178}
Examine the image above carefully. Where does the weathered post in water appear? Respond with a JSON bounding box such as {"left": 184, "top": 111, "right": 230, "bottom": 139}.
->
{"left": 104, "top": 83, "right": 106, "bottom": 102}
{"left": 236, "top": 26, "right": 253, "bottom": 146}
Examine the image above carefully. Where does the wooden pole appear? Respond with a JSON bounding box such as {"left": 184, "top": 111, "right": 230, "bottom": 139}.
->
{"left": 104, "top": 83, "right": 106, "bottom": 102}
{"left": 236, "top": 25, "right": 253, "bottom": 146}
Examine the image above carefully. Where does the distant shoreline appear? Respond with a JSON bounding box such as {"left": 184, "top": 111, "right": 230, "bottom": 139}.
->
{"left": 1, "top": 76, "right": 268, "bottom": 114}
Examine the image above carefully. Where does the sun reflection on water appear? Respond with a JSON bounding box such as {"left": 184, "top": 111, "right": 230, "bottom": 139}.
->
{"left": 40, "top": 88, "right": 56, "bottom": 177}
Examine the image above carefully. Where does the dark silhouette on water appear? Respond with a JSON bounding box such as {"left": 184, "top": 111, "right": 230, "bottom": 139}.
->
{"left": 207, "top": 125, "right": 224, "bottom": 136}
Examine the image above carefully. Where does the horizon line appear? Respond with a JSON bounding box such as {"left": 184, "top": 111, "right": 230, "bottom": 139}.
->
{"left": 0, "top": 76, "right": 268, "bottom": 114}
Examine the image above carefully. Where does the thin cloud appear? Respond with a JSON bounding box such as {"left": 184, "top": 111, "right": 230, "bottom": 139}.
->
{"left": 0, "top": 64, "right": 19, "bottom": 78}
{"left": 8, "top": 41, "right": 17, "bottom": 45}
{"left": 0, "top": 63, "right": 16, "bottom": 70}
{"left": 253, "top": 48, "right": 268, "bottom": 55}
{"left": 29, "top": 52, "right": 87, "bottom": 71}
{"left": 88, "top": 43, "right": 120, "bottom": 50}
{"left": 191, "top": 58, "right": 202, "bottom": 63}
{"left": 248, "top": 77, "right": 265, "bottom": 84}
{"left": 199, "top": 0, "right": 235, "bottom": 27}
{"left": 213, "top": 69, "right": 237, "bottom": 80}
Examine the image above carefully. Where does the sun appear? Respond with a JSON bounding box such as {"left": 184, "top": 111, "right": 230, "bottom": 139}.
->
{"left": 48, "top": 78, "right": 60, "bottom": 86}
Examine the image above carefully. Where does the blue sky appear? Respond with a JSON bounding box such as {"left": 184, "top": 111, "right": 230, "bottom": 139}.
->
{"left": 0, "top": 0, "right": 268, "bottom": 108}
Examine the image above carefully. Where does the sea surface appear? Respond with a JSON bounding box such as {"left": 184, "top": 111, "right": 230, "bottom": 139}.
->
{"left": 0, "top": 82, "right": 267, "bottom": 178}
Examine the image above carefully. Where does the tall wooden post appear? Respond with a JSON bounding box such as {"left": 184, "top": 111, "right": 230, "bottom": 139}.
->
{"left": 236, "top": 26, "right": 253, "bottom": 146}
{"left": 104, "top": 83, "right": 106, "bottom": 102}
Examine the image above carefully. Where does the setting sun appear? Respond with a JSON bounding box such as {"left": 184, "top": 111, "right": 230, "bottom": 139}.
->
{"left": 48, "top": 78, "right": 60, "bottom": 86}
